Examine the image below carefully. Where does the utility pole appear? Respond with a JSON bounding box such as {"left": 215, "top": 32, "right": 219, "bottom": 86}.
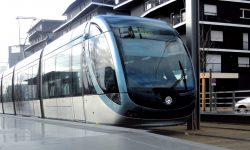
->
{"left": 16, "top": 16, "right": 37, "bottom": 59}
{"left": 186, "top": 0, "right": 200, "bottom": 130}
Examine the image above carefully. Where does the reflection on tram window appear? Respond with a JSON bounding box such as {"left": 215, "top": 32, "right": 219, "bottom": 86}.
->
{"left": 89, "top": 25, "right": 118, "bottom": 93}
{"left": 42, "top": 56, "right": 55, "bottom": 99}
{"left": 14, "top": 64, "right": 39, "bottom": 101}
{"left": 2, "top": 75, "right": 12, "bottom": 102}
{"left": 56, "top": 49, "right": 71, "bottom": 97}
{"left": 72, "top": 44, "right": 82, "bottom": 96}
{"left": 42, "top": 45, "right": 84, "bottom": 98}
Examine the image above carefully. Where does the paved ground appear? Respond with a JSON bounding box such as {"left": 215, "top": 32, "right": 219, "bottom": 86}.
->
{"left": 149, "top": 122, "right": 250, "bottom": 150}
{"left": 0, "top": 115, "right": 226, "bottom": 150}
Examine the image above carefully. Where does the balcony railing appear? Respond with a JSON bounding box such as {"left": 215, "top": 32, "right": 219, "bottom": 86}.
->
{"left": 170, "top": 11, "right": 185, "bottom": 26}
{"left": 92, "top": 0, "right": 115, "bottom": 5}
{"left": 115, "top": 0, "right": 130, "bottom": 4}
{"left": 144, "top": 0, "right": 171, "bottom": 11}
{"left": 205, "top": 63, "right": 221, "bottom": 72}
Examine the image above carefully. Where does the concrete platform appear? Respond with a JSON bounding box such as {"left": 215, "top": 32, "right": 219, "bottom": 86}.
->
{"left": 0, "top": 114, "right": 226, "bottom": 150}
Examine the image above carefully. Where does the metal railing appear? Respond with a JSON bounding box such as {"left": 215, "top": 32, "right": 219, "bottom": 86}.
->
{"left": 144, "top": 0, "right": 171, "bottom": 11}
{"left": 200, "top": 90, "right": 250, "bottom": 114}
{"left": 205, "top": 63, "right": 221, "bottom": 72}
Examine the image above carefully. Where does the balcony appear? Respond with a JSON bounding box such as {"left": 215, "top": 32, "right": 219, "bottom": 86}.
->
{"left": 91, "top": 0, "right": 115, "bottom": 5}
{"left": 170, "top": 9, "right": 186, "bottom": 27}
{"left": 114, "top": 0, "right": 140, "bottom": 10}
{"left": 141, "top": 0, "right": 177, "bottom": 17}
{"left": 54, "top": 0, "right": 115, "bottom": 33}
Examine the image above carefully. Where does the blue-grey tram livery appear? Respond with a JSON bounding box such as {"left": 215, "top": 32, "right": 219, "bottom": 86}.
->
{"left": 0, "top": 15, "right": 196, "bottom": 126}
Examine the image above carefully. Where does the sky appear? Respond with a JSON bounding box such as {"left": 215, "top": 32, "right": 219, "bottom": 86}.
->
{"left": 0, "top": 0, "right": 74, "bottom": 64}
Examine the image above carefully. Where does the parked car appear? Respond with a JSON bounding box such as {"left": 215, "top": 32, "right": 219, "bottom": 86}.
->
{"left": 235, "top": 97, "right": 250, "bottom": 113}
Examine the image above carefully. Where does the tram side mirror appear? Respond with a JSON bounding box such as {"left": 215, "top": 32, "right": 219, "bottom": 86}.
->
{"left": 83, "top": 33, "right": 90, "bottom": 39}
{"left": 104, "top": 67, "right": 118, "bottom": 93}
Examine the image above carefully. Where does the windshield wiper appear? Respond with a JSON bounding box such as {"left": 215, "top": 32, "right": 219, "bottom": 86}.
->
{"left": 170, "top": 61, "right": 187, "bottom": 90}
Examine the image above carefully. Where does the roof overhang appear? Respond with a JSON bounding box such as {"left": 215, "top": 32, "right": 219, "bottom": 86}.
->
{"left": 114, "top": 0, "right": 140, "bottom": 10}
{"left": 141, "top": 0, "right": 176, "bottom": 17}
{"left": 54, "top": 2, "right": 114, "bottom": 33}
{"left": 24, "top": 39, "right": 46, "bottom": 52}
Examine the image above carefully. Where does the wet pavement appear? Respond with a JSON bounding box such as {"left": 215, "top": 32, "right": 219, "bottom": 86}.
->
{"left": 149, "top": 122, "right": 250, "bottom": 150}
{"left": 0, "top": 114, "right": 227, "bottom": 150}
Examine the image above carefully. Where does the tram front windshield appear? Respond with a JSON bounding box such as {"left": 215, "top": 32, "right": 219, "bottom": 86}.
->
{"left": 108, "top": 18, "right": 195, "bottom": 93}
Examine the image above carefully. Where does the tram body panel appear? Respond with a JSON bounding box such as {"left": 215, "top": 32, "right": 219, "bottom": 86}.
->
{"left": 2, "top": 68, "right": 15, "bottom": 115}
{"left": 57, "top": 97, "right": 72, "bottom": 120}
{"left": 43, "top": 98, "right": 58, "bottom": 119}
{"left": 43, "top": 97, "right": 85, "bottom": 121}
{"left": 0, "top": 103, "right": 3, "bottom": 113}
{"left": 15, "top": 100, "right": 41, "bottom": 117}
{"left": 3, "top": 102, "right": 15, "bottom": 114}
{"left": 0, "top": 74, "right": 2, "bottom": 113}
{"left": 84, "top": 95, "right": 123, "bottom": 124}
{"left": 17, "top": 101, "right": 33, "bottom": 116}
{"left": 72, "top": 96, "right": 85, "bottom": 121}
{"left": 0, "top": 76, "right": 3, "bottom": 113}
{"left": 33, "top": 100, "right": 41, "bottom": 117}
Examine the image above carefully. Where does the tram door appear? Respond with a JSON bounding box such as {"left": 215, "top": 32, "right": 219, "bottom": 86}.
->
{"left": 70, "top": 43, "right": 86, "bottom": 121}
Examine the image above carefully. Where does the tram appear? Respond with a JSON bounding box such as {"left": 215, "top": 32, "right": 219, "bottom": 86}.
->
{"left": 0, "top": 15, "right": 196, "bottom": 125}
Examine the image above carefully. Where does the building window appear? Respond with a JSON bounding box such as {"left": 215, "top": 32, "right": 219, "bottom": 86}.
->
{"left": 211, "top": 30, "right": 223, "bottom": 42}
{"left": 238, "top": 57, "right": 249, "bottom": 67}
{"left": 243, "top": 33, "right": 249, "bottom": 50}
{"left": 156, "top": 0, "right": 162, "bottom": 5}
{"left": 170, "top": 13, "right": 181, "bottom": 25}
{"left": 145, "top": 0, "right": 153, "bottom": 11}
{"left": 240, "top": 8, "right": 250, "bottom": 19}
{"left": 180, "top": 8, "right": 186, "bottom": 22}
{"left": 11, "top": 46, "right": 20, "bottom": 53}
{"left": 204, "top": 4, "right": 217, "bottom": 16}
{"left": 206, "top": 54, "right": 221, "bottom": 72}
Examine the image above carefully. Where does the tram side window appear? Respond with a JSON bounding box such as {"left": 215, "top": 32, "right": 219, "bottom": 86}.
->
{"left": 17, "top": 71, "right": 24, "bottom": 101}
{"left": 14, "top": 72, "right": 22, "bottom": 102}
{"left": 0, "top": 78, "right": 2, "bottom": 102}
{"left": 22, "top": 68, "right": 29, "bottom": 101}
{"left": 0, "top": 79, "right": 2, "bottom": 103}
{"left": 42, "top": 56, "right": 56, "bottom": 99}
{"left": 89, "top": 33, "right": 118, "bottom": 93}
{"left": 31, "top": 64, "right": 39, "bottom": 100}
{"left": 2, "top": 78, "right": 6, "bottom": 102}
{"left": 82, "top": 49, "right": 96, "bottom": 95}
{"left": 72, "top": 44, "right": 82, "bottom": 96}
{"left": 20, "top": 65, "right": 39, "bottom": 101}
{"left": 2, "top": 76, "right": 12, "bottom": 102}
{"left": 56, "top": 49, "right": 71, "bottom": 97}
{"left": 27, "top": 67, "right": 33, "bottom": 100}
{"left": 19, "top": 70, "right": 28, "bottom": 101}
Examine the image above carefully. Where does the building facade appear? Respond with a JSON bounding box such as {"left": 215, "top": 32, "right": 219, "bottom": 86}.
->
{"left": 25, "top": 19, "right": 65, "bottom": 57}
{"left": 0, "top": 63, "right": 8, "bottom": 73}
{"left": 54, "top": 0, "right": 128, "bottom": 38}
{"left": 8, "top": 45, "right": 25, "bottom": 68}
{"left": 115, "top": 0, "right": 250, "bottom": 91}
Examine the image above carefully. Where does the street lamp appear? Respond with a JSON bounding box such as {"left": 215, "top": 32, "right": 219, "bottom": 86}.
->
{"left": 16, "top": 16, "right": 37, "bottom": 59}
